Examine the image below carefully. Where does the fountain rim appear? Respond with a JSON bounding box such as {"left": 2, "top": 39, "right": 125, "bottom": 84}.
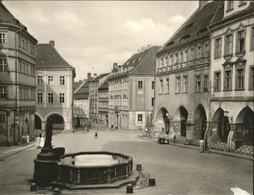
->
{"left": 59, "top": 151, "right": 133, "bottom": 168}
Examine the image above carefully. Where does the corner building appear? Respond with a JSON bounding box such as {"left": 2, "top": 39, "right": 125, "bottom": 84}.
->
{"left": 108, "top": 46, "right": 160, "bottom": 130}
{"left": 208, "top": 1, "right": 254, "bottom": 153}
{"left": 35, "top": 41, "right": 75, "bottom": 132}
{"left": 154, "top": 1, "right": 218, "bottom": 145}
{"left": 0, "top": 2, "right": 37, "bottom": 145}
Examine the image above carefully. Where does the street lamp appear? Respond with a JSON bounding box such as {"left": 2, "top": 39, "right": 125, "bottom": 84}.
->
{"left": 114, "top": 106, "right": 119, "bottom": 129}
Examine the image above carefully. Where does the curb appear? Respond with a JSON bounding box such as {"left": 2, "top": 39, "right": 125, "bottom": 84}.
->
{"left": 0, "top": 143, "right": 36, "bottom": 160}
{"left": 138, "top": 136, "right": 253, "bottom": 161}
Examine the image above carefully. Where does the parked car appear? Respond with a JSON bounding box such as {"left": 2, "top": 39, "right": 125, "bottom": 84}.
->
{"left": 158, "top": 133, "right": 169, "bottom": 144}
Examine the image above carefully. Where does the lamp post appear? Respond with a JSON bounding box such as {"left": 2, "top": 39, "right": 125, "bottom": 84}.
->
{"left": 114, "top": 106, "right": 119, "bottom": 129}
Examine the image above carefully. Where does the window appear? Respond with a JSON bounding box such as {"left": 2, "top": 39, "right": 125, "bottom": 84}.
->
{"left": 224, "top": 70, "right": 232, "bottom": 91}
{"left": 60, "top": 76, "right": 65, "bottom": 85}
{"left": 204, "top": 75, "right": 209, "bottom": 92}
{"left": 236, "top": 68, "right": 244, "bottom": 90}
{"left": 60, "top": 93, "right": 65, "bottom": 103}
{"left": 0, "top": 33, "right": 6, "bottom": 43}
{"left": 137, "top": 81, "right": 143, "bottom": 90}
{"left": 0, "top": 58, "right": 7, "bottom": 71}
{"left": 48, "top": 93, "right": 53, "bottom": 103}
{"left": 195, "top": 75, "right": 201, "bottom": 92}
{"left": 166, "top": 79, "right": 169, "bottom": 93}
{"left": 237, "top": 30, "right": 246, "bottom": 53}
{"left": 160, "top": 79, "right": 163, "bottom": 94}
{"left": 176, "top": 76, "right": 181, "bottom": 93}
{"left": 227, "top": 0, "right": 234, "bottom": 11}
{"left": 48, "top": 76, "right": 53, "bottom": 85}
{"left": 183, "top": 75, "right": 188, "bottom": 93}
{"left": 151, "top": 98, "right": 154, "bottom": 106}
{"left": 0, "top": 86, "right": 7, "bottom": 99}
{"left": 151, "top": 81, "right": 155, "bottom": 89}
{"left": 250, "top": 67, "right": 254, "bottom": 90}
{"left": 37, "top": 76, "right": 43, "bottom": 85}
{"left": 37, "top": 93, "right": 43, "bottom": 103}
{"left": 214, "top": 71, "right": 221, "bottom": 92}
{"left": 225, "top": 34, "right": 233, "bottom": 55}
{"left": 214, "top": 38, "right": 222, "bottom": 59}
{"left": 0, "top": 114, "right": 5, "bottom": 123}
{"left": 137, "top": 114, "right": 143, "bottom": 122}
{"left": 251, "top": 27, "right": 254, "bottom": 51}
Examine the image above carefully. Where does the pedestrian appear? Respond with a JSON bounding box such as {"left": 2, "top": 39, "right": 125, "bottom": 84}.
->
{"left": 36, "top": 133, "right": 41, "bottom": 149}
{"left": 94, "top": 129, "right": 98, "bottom": 138}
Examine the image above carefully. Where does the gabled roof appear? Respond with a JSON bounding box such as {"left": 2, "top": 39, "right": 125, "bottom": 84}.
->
{"left": 36, "top": 44, "right": 74, "bottom": 69}
{"left": 74, "top": 79, "right": 92, "bottom": 100}
{"left": 0, "top": 2, "right": 37, "bottom": 42}
{"left": 0, "top": 2, "right": 26, "bottom": 29}
{"left": 108, "top": 46, "right": 160, "bottom": 80}
{"left": 158, "top": 1, "right": 219, "bottom": 55}
{"left": 74, "top": 80, "right": 85, "bottom": 92}
{"left": 129, "top": 46, "right": 160, "bottom": 75}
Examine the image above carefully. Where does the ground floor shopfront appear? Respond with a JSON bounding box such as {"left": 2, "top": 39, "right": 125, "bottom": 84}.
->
{"left": 108, "top": 109, "right": 153, "bottom": 130}
{"left": 153, "top": 100, "right": 254, "bottom": 155}
{"left": 0, "top": 107, "right": 35, "bottom": 146}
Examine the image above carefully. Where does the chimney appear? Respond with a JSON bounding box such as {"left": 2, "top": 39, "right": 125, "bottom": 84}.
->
{"left": 49, "top": 40, "right": 55, "bottom": 47}
{"left": 199, "top": 0, "right": 210, "bottom": 9}
{"left": 87, "top": 72, "right": 91, "bottom": 80}
{"left": 94, "top": 73, "right": 97, "bottom": 77}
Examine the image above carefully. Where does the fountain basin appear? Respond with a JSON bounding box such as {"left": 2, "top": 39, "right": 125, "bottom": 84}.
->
{"left": 58, "top": 151, "right": 133, "bottom": 186}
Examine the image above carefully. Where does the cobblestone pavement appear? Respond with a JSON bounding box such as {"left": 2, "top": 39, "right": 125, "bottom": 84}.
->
{"left": 0, "top": 129, "right": 253, "bottom": 195}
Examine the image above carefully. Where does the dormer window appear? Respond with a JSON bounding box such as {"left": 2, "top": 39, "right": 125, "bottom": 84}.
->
{"left": 239, "top": 0, "right": 246, "bottom": 7}
{"left": 226, "top": 0, "right": 234, "bottom": 11}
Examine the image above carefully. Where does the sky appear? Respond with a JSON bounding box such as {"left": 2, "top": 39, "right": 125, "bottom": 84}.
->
{"left": 4, "top": 1, "right": 198, "bottom": 81}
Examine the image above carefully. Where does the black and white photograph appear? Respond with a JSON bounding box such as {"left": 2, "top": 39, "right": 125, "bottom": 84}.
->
{"left": 0, "top": 0, "right": 253, "bottom": 194}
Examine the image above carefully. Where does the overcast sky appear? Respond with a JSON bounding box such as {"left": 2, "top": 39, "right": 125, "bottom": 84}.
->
{"left": 4, "top": 1, "right": 198, "bottom": 81}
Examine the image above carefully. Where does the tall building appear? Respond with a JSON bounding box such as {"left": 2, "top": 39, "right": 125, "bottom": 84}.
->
{"left": 0, "top": 2, "right": 38, "bottom": 145}
{"left": 89, "top": 73, "right": 110, "bottom": 127}
{"left": 35, "top": 41, "right": 75, "bottom": 132}
{"left": 98, "top": 79, "right": 109, "bottom": 128}
{"left": 154, "top": 1, "right": 218, "bottom": 145}
{"left": 73, "top": 73, "right": 92, "bottom": 129}
{"left": 208, "top": 1, "right": 254, "bottom": 153}
{"left": 108, "top": 46, "right": 160, "bottom": 130}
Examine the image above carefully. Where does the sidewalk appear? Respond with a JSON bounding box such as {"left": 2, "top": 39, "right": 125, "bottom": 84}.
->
{"left": 0, "top": 141, "right": 36, "bottom": 160}
{"left": 139, "top": 135, "right": 254, "bottom": 161}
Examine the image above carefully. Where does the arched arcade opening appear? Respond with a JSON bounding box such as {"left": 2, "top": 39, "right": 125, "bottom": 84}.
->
{"left": 47, "top": 113, "right": 64, "bottom": 132}
{"left": 156, "top": 107, "right": 170, "bottom": 133}
{"left": 194, "top": 104, "right": 207, "bottom": 140}
{"left": 211, "top": 108, "right": 230, "bottom": 143}
{"left": 235, "top": 107, "right": 254, "bottom": 146}
{"left": 35, "top": 114, "right": 42, "bottom": 130}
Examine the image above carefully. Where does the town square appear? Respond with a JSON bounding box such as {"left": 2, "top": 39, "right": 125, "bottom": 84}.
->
{"left": 0, "top": 0, "right": 253, "bottom": 194}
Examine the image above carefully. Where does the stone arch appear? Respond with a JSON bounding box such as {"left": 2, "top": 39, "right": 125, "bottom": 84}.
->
{"left": 194, "top": 104, "right": 207, "bottom": 139}
{"left": 235, "top": 107, "right": 254, "bottom": 146}
{"left": 155, "top": 107, "right": 170, "bottom": 133}
{"left": 35, "top": 114, "right": 42, "bottom": 130}
{"left": 46, "top": 113, "right": 65, "bottom": 131}
{"left": 211, "top": 107, "right": 230, "bottom": 143}
{"left": 175, "top": 106, "right": 188, "bottom": 137}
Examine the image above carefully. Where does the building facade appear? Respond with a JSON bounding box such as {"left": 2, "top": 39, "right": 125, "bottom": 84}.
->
{"left": 0, "top": 2, "right": 37, "bottom": 145}
{"left": 154, "top": 1, "right": 218, "bottom": 145}
{"left": 73, "top": 74, "right": 92, "bottom": 129}
{"left": 35, "top": 41, "right": 75, "bottom": 132}
{"left": 209, "top": 1, "right": 254, "bottom": 153}
{"left": 108, "top": 46, "right": 160, "bottom": 130}
{"left": 98, "top": 80, "right": 109, "bottom": 128}
{"left": 89, "top": 73, "right": 109, "bottom": 127}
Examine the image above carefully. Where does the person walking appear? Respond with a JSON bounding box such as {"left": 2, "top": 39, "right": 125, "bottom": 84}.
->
{"left": 94, "top": 129, "right": 98, "bottom": 138}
